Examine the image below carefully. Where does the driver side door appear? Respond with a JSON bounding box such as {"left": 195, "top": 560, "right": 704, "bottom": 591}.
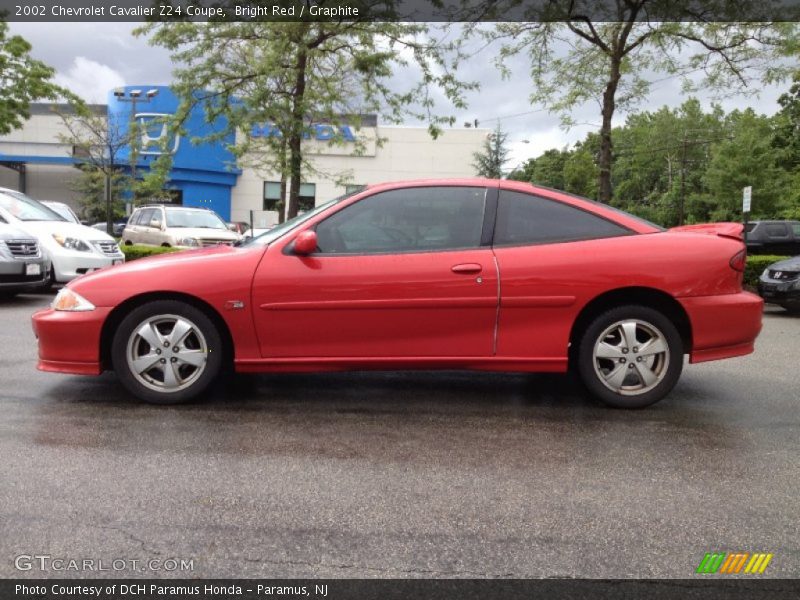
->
{"left": 251, "top": 185, "right": 499, "bottom": 359}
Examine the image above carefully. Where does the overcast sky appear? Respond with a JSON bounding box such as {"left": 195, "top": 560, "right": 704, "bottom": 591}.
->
{"left": 9, "top": 22, "right": 790, "bottom": 168}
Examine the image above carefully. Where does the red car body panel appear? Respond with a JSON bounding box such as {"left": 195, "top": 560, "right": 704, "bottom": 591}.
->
{"left": 31, "top": 179, "right": 763, "bottom": 379}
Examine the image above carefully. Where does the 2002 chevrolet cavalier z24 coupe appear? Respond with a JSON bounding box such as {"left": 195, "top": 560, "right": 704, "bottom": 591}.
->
{"left": 32, "top": 179, "right": 763, "bottom": 408}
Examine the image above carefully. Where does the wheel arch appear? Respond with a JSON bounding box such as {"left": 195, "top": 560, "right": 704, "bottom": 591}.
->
{"left": 99, "top": 291, "right": 234, "bottom": 371}
{"left": 568, "top": 287, "right": 692, "bottom": 368}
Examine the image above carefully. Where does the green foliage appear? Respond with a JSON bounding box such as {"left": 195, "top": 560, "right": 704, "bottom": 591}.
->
{"left": 744, "top": 255, "right": 791, "bottom": 288}
{"left": 476, "top": 6, "right": 798, "bottom": 202}
{"left": 472, "top": 124, "right": 510, "bottom": 178}
{"left": 67, "top": 167, "right": 128, "bottom": 223}
{"left": 0, "top": 21, "right": 77, "bottom": 135}
{"left": 700, "top": 109, "right": 790, "bottom": 221}
{"left": 121, "top": 244, "right": 182, "bottom": 261}
{"left": 524, "top": 93, "right": 800, "bottom": 228}
{"left": 137, "top": 16, "right": 475, "bottom": 218}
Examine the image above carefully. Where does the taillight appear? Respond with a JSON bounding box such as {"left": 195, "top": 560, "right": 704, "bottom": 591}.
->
{"left": 730, "top": 249, "right": 746, "bottom": 272}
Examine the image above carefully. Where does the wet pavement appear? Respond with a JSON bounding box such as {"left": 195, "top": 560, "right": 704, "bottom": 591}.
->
{"left": 1, "top": 292, "right": 798, "bottom": 578}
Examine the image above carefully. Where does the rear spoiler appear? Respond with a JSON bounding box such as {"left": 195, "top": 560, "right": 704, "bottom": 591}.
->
{"left": 668, "top": 222, "right": 743, "bottom": 242}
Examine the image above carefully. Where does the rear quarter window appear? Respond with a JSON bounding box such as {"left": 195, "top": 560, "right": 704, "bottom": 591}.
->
{"left": 494, "top": 191, "right": 632, "bottom": 246}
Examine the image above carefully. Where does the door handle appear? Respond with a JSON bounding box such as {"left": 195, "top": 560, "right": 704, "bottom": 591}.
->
{"left": 451, "top": 263, "right": 482, "bottom": 274}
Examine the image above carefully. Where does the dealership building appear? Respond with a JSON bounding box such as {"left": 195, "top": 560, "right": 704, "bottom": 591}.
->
{"left": 0, "top": 86, "right": 489, "bottom": 227}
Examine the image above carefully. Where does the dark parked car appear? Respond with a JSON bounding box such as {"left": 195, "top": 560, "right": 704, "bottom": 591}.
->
{"left": 91, "top": 218, "right": 128, "bottom": 238}
{"left": 745, "top": 220, "right": 800, "bottom": 255}
{"left": 757, "top": 255, "right": 800, "bottom": 313}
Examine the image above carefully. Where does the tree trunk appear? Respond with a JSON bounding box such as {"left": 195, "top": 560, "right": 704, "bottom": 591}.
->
{"left": 286, "top": 46, "right": 308, "bottom": 220}
{"left": 598, "top": 57, "right": 622, "bottom": 204}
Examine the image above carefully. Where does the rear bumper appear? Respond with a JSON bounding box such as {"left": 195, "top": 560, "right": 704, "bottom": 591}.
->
{"left": 31, "top": 307, "right": 111, "bottom": 375}
{"left": 679, "top": 292, "right": 763, "bottom": 364}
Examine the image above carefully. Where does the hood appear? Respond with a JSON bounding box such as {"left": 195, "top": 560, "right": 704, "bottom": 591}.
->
{"left": 0, "top": 223, "right": 37, "bottom": 241}
{"left": 168, "top": 227, "right": 240, "bottom": 241}
{"left": 767, "top": 255, "right": 800, "bottom": 272}
{"left": 12, "top": 219, "right": 115, "bottom": 243}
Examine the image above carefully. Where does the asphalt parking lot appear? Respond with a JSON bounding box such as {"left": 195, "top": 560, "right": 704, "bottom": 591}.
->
{"left": 0, "top": 292, "right": 798, "bottom": 579}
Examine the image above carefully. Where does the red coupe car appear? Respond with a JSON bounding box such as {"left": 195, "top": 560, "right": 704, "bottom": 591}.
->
{"left": 32, "top": 179, "right": 762, "bottom": 408}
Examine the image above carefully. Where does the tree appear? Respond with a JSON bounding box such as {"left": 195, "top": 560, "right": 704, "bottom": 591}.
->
{"left": 480, "top": 1, "right": 798, "bottom": 203}
{"left": 57, "top": 107, "right": 132, "bottom": 234}
{"left": 701, "top": 109, "right": 789, "bottom": 220}
{"left": 0, "top": 20, "right": 73, "bottom": 135}
{"left": 138, "top": 12, "right": 473, "bottom": 219}
{"left": 472, "top": 124, "right": 510, "bottom": 177}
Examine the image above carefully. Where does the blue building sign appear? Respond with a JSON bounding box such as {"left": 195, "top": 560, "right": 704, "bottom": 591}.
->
{"left": 251, "top": 123, "right": 357, "bottom": 142}
{"left": 108, "top": 86, "right": 240, "bottom": 221}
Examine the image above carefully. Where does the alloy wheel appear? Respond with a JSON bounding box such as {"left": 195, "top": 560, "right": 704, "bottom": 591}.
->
{"left": 592, "top": 319, "right": 670, "bottom": 396}
{"left": 125, "top": 314, "right": 209, "bottom": 393}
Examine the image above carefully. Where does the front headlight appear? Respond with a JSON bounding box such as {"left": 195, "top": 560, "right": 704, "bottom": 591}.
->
{"left": 52, "top": 234, "right": 91, "bottom": 252}
{"left": 178, "top": 237, "right": 201, "bottom": 247}
{"left": 51, "top": 288, "right": 95, "bottom": 312}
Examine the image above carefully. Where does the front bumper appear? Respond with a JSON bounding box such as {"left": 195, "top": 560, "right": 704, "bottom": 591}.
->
{"left": 52, "top": 251, "right": 124, "bottom": 283}
{"left": 757, "top": 278, "right": 800, "bottom": 308}
{"left": 31, "top": 306, "right": 112, "bottom": 375}
{"left": 679, "top": 291, "right": 764, "bottom": 364}
{"left": 0, "top": 257, "right": 50, "bottom": 291}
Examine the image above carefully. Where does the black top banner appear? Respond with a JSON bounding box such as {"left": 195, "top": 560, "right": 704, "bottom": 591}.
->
{"left": 1, "top": 0, "right": 800, "bottom": 23}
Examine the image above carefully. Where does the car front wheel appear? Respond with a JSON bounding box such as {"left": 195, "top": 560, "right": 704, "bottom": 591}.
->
{"left": 111, "top": 300, "right": 223, "bottom": 404}
{"left": 577, "top": 305, "right": 683, "bottom": 409}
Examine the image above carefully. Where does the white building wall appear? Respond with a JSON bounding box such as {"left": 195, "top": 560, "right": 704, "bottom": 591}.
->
{"left": 3, "top": 107, "right": 489, "bottom": 226}
{"left": 230, "top": 126, "right": 489, "bottom": 226}
{"left": 0, "top": 108, "right": 90, "bottom": 208}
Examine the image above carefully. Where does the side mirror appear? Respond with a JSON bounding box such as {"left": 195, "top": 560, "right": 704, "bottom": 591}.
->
{"left": 293, "top": 230, "right": 318, "bottom": 256}
{"left": 150, "top": 218, "right": 162, "bottom": 229}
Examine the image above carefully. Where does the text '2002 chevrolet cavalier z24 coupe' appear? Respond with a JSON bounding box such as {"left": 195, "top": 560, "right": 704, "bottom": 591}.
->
{"left": 32, "top": 180, "right": 763, "bottom": 408}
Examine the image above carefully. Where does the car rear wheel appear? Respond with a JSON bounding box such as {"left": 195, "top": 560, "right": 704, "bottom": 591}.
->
{"left": 577, "top": 305, "right": 683, "bottom": 409}
{"left": 111, "top": 300, "right": 223, "bottom": 404}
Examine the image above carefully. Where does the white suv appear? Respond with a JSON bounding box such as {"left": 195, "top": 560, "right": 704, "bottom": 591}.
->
{"left": 122, "top": 205, "right": 240, "bottom": 248}
{"left": 0, "top": 188, "right": 123, "bottom": 285}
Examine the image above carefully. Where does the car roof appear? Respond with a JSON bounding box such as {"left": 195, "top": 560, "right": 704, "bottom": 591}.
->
{"left": 135, "top": 205, "right": 213, "bottom": 211}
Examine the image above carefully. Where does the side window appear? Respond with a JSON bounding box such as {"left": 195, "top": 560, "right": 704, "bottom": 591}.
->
{"left": 315, "top": 186, "right": 487, "bottom": 254}
{"left": 138, "top": 209, "right": 155, "bottom": 226}
{"left": 792, "top": 223, "right": 800, "bottom": 237}
{"left": 494, "top": 191, "right": 631, "bottom": 246}
{"left": 765, "top": 223, "right": 789, "bottom": 237}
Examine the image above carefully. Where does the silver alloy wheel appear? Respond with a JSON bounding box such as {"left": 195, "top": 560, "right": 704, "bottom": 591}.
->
{"left": 125, "top": 314, "right": 209, "bottom": 393}
{"left": 592, "top": 319, "right": 670, "bottom": 396}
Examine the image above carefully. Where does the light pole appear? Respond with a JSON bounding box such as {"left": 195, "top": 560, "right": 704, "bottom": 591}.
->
{"left": 113, "top": 88, "right": 159, "bottom": 208}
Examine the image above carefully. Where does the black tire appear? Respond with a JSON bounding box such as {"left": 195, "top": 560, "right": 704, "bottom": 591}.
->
{"left": 0, "top": 291, "right": 18, "bottom": 301}
{"left": 111, "top": 300, "right": 224, "bottom": 405}
{"left": 577, "top": 305, "right": 683, "bottom": 409}
{"left": 41, "top": 265, "right": 56, "bottom": 292}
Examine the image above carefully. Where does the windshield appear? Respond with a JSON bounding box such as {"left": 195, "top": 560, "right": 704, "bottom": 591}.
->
{"left": 242, "top": 191, "right": 360, "bottom": 247}
{"left": 0, "top": 191, "right": 67, "bottom": 222}
{"left": 45, "top": 203, "right": 79, "bottom": 223}
{"left": 165, "top": 209, "right": 227, "bottom": 229}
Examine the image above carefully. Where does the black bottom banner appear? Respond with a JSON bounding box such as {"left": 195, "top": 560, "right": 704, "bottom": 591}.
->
{"left": 3, "top": 579, "right": 800, "bottom": 600}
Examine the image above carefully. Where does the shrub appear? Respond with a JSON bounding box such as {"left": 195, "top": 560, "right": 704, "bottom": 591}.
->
{"left": 744, "top": 254, "right": 790, "bottom": 288}
{"left": 121, "top": 244, "right": 182, "bottom": 261}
